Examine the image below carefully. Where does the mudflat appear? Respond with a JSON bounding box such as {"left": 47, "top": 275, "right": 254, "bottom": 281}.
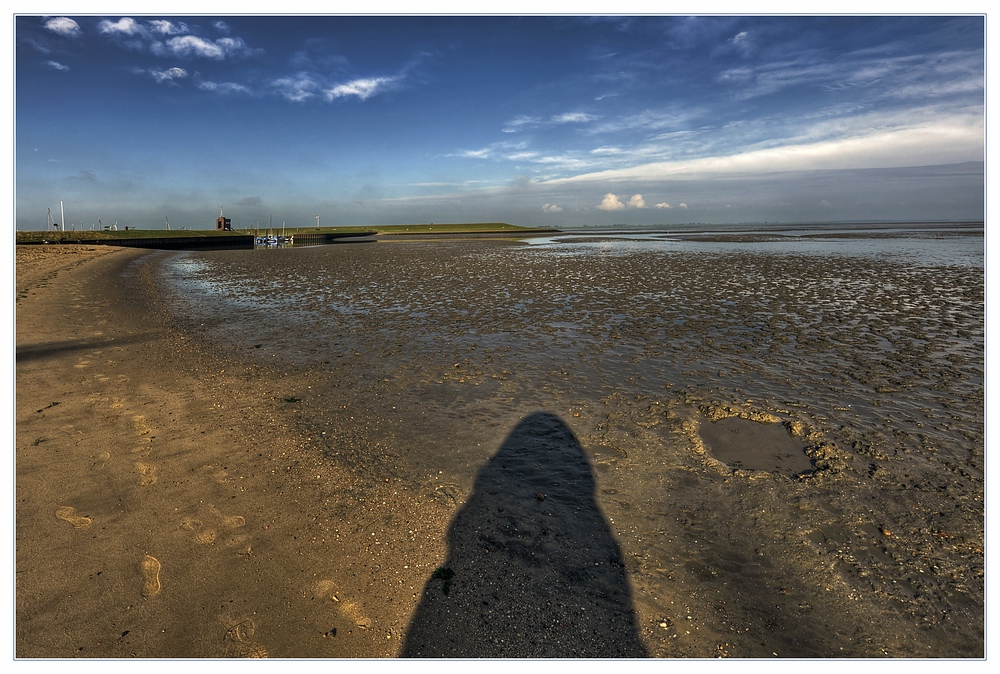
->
{"left": 14, "top": 240, "right": 984, "bottom": 658}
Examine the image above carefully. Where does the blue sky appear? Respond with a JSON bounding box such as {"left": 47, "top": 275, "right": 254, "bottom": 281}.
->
{"left": 14, "top": 13, "right": 985, "bottom": 230}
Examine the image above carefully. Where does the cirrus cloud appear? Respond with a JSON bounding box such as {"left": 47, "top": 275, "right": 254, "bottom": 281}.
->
{"left": 325, "top": 76, "right": 398, "bottom": 101}
{"left": 199, "top": 80, "right": 252, "bottom": 95}
{"left": 552, "top": 112, "right": 597, "bottom": 124}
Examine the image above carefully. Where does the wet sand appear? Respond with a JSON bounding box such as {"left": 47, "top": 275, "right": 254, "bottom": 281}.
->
{"left": 14, "top": 239, "right": 984, "bottom": 658}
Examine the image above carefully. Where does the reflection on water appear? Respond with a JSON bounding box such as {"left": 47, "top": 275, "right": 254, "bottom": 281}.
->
{"left": 524, "top": 224, "right": 984, "bottom": 268}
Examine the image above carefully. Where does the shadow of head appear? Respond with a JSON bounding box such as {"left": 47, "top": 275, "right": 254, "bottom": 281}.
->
{"left": 402, "top": 411, "right": 647, "bottom": 658}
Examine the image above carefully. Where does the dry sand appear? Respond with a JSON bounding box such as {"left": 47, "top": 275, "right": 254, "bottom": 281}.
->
{"left": 14, "top": 245, "right": 450, "bottom": 658}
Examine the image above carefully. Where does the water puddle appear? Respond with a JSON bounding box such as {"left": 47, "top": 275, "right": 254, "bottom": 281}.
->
{"left": 698, "top": 415, "right": 813, "bottom": 476}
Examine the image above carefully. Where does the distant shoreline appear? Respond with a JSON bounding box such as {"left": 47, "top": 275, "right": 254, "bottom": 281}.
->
{"left": 13, "top": 222, "right": 558, "bottom": 246}
{"left": 14, "top": 220, "right": 982, "bottom": 248}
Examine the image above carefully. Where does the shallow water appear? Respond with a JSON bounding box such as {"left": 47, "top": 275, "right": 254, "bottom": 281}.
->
{"left": 155, "top": 223, "right": 984, "bottom": 656}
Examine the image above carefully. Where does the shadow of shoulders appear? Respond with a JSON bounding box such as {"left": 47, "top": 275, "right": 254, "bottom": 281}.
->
{"left": 402, "top": 411, "right": 648, "bottom": 658}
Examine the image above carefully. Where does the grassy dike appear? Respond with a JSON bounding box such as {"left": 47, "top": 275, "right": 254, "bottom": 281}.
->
{"left": 15, "top": 222, "right": 558, "bottom": 245}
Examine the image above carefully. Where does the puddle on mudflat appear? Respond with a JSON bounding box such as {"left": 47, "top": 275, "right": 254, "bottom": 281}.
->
{"left": 698, "top": 415, "right": 813, "bottom": 476}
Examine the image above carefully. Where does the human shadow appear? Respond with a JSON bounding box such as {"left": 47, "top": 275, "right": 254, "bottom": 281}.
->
{"left": 402, "top": 412, "right": 648, "bottom": 658}
{"left": 15, "top": 334, "right": 151, "bottom": 363}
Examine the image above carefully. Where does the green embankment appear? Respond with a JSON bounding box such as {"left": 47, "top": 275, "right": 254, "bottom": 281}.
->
{"left": 15, "top": 223, "right": 556, "bottom": 244}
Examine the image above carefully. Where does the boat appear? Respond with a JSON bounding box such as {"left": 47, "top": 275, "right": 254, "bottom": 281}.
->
{"left": 254, "top": 216, "right": 294, "bottom": 248}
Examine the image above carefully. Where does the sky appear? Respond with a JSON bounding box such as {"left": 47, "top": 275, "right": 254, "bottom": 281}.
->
{"left": 13, "top": 12, "right": 986, "bottom": 230}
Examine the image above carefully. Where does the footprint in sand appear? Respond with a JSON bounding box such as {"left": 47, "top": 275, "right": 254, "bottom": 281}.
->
{"left": 236, "top": 644, "right": 269, "bottom": 658}
{"left": 141, "top": 554, "right": 161, "bottom": 598}
{"left": 179, "top": 517, "right": 217, "bottom": 545}
{"left": 131, "top": 415, "right": 153, "bottom": 437}
{"left": 135, "top": 461, "right": 158, "bottom": 485}
{"left": 338, "top": 599, "right": 373, "bottom": 629}
{"left": 209, "top": 505, "right": 246, "bottom": 529}
{"left": 55, "top": 505, "right": 92, "bottom": 528}
{"left": 196, "top": 529, "right": 218, "bottom": 545}
{"left": 220, "top": 615, "right": 268, "bottom": 658}
{"left": 179, "top": 508, "right": 247, "bottom": 548}
{"left": 312, "top": 580, "right": 372, "bottom": 628}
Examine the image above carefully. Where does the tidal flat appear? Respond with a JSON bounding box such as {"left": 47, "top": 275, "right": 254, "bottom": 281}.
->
{"left": 156, "top": 223, "right": 983, "bottom": 657}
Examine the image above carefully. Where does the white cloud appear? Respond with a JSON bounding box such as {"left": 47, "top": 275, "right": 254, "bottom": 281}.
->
{"left": 161, "top": 35, "right": 226, "bottom": 59}
{"left": 44, "top": 17, "right": 81, "bottom": 37}
{"left": 450, "top": 140, "right": 528, "bottom": 161}
{"left": 216, "top": 37, "right": 250, "bottom": 54}
{"left": 199, "top": 80, "right": 251, "bottom": 95}
{"left": 552, "top": 112, "right": 596, "bottom": 124}
{"left": 98, "top": 18, "right": 142, "bottom": 36}
{"left": 273, "top": 74, "right": 320, "bottom": 102}
{"left": 542, "top": 204, "right": 563, "bottom": 213}
{"left": 457, "top": 148, "right": 491, "bottom": 159}
{"left": 325, "top": 76, "right": 397, "bottom": 101}
{"left": 729, "top": 30, "right": 752, "bottom": 57}
{"left": 44, "top": 60, "right": 69, "bottom": 71}
{"left": 589, "top": 108, "right": 695, "bottom": 135}
{"left": 598, "top": 193, "right": 645, "bottom": 210}
{"left": 597, "top": 193, "right": 626, "bottom": 211}
{"left": 148, "top": 20, "right": 188, "bottom": 35}
{"left": 504, "top": 112, "right": 597, "bottom": 133}
{"left": 655, "top": 202, "right": 671, "bottom": 209}
{"left": 150, "top": 67, "right": 188, "bottom": 83}
{"left": 502, "top": 115, "right": 542, "bottom": 133}
{"left": 99, "top": 18, "right": 255, "bottom": 61}
{"left": 678, "top": 203, "right": 688, "bottom": 208}
{"left": 545, "top": 119, "right": 983, "bottom": 186}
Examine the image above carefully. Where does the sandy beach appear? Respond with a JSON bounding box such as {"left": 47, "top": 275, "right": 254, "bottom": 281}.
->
{"left": 14, "top": 239, "right": 984, "bottom": 659}
{"left": 15, "top": 245, "right": 449, "bottom": 658}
